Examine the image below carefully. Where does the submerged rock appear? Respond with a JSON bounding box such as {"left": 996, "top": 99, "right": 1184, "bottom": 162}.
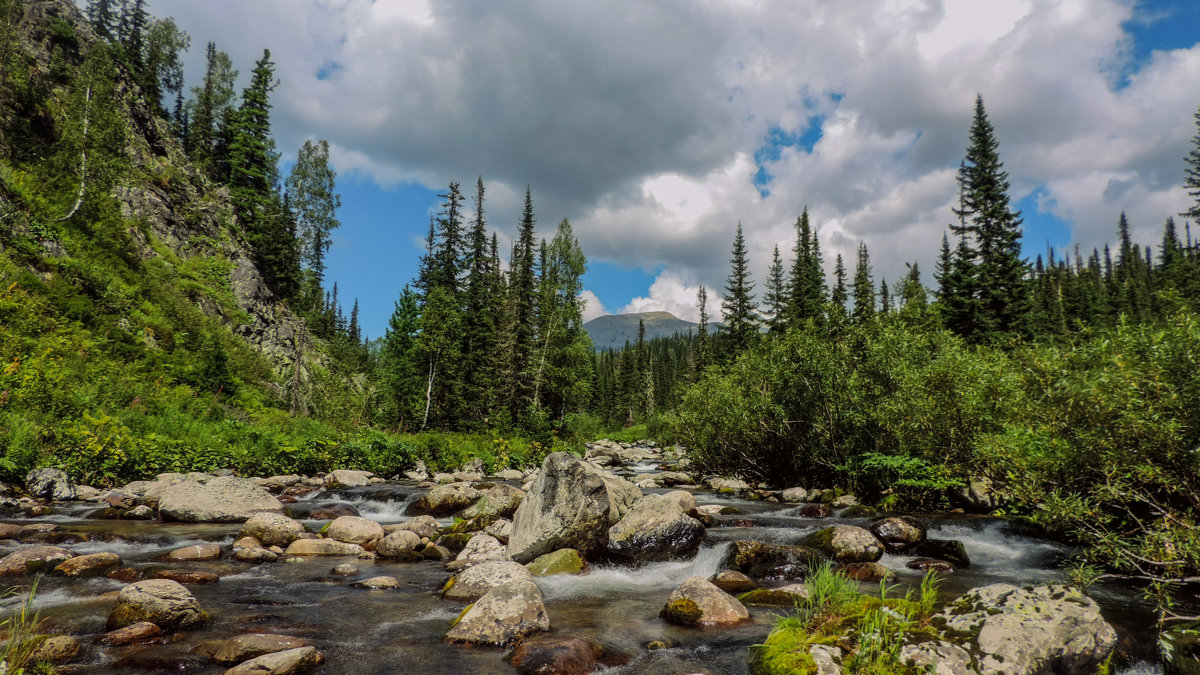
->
{"left": 915, "top": 539, "right": 971, "bottom": 569}
{"left": 212, "top": 634, "right": 312, "bottom": 664}
{"left": 102, "top": 621, "right": 163, "bottom": 645}
{"left": 660, "top": 577, "right": 750, "bottom": 627}
{"left": 353, "top": 576, "right": 401, "bottom": 590}
{"left": 158, "top": 477, "right": 283, "bottom": 523}
{"left": 507, "top": 452, "right": 641, "bottom": 563}
{"left": 738, "top": 584, "right": 810, "bottom": 607}
{"left": 607, "top": 493, "right": 705, "bottom": 561}
{"left": 722, "top": 540, "right": 821, "bottom": 580}
{"left": 869, "top": 516, "right": 926, "bottom": 553}
{"left": 525, "top": 548, "right": 587, "bottom": 577}
{"left": 225, "top": 646, "right": 324, "bottom": 674}
{"left": 107, "top": 579, "right": 207, "bottom": 631}
{"left": 934, "top": 583, "right": 1116, "bottom": 675}
{"left": 445, "top": 579, "right": 550, "bottom": 646}
{"left": 164, "top": 543, "right": 221, "bottom": 562}
{"left": 508, "top": 634, "right": 602, "bottom": 675}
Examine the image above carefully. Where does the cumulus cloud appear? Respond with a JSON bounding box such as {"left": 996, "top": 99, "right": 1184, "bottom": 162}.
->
{"left": 153, "top": 0, "right": 1200, "bottom": 301}
{"left": 620, "top": 272, "right": 713, "bottom": 323}
{"left": 579, "top": 290, "right": 608, "bottom": 323}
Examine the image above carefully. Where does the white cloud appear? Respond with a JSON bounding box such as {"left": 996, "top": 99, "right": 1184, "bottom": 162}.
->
{"left": 620, "top": 272, "right": 711, "bottom": 323}
{"left": 579, "top": 290, "right": 608, "bottom": 323}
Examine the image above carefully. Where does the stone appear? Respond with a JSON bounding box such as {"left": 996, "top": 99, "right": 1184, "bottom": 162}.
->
{"left": 224, "top": 646, "right": 324, "bottom": 674}
{"left": 25, "top": 467, "right": 76, "bottom": 501}
{"left": 525, "top": 548, "right": 587, "bottom": 577}
{"left": 30, "top": 635, "right": 79, "bottom": 663}
{"left": 331, "top": 563, "right": 359, "bottom": 576}
{"left": 448, "top": 533, "right": 508, "bottom": 570}
{"left": 802, "top": 526, "right": 884, "bottom": 563}
{"left": 907, "top": 558, "right": 955, "bottom": 574}
{"left": 149, "top": 569, "right": 220, "bottom": 584}
{"left": 900, "top": 641, "right": 975, "bottom": 675}
{"left": 375, "top": 530, "right": 424, "bottom": 560}
{"left": 706, "top": 477, "right": 750, "bottom": 492}
{"left": 657, "top": 471, "right": 695, "bottom": 486}
{"left": 738, "top": 584, "right": 811, "bottom": 607}
{"left": 459, "top": 484, "right": 525, "bottom": 519}
{"left": 353, "top": 576, "right": 401, "bottom": 589}
{"left": 0, "top": 546, "right": 74, "bottom": 576}
{"left": 607, "top": 493, "right": 706, "bottom": 561}
{"left": 710, "top": 570, "right": 758, "bottom": 594}
{"left": 54, "top": 551, "right": 121, "bottom": 577}
{"left": 124, "top": 505, "right": 156, "bottom": 519}
{"left": 798, "top": 503, "right": 832, "bottom": 518}
{"left": 494, "top": 469, "right": 524, "bottom": 481}
{"left": 107, "top": 567, "right": 141, "bottom": 582}
{"left": 839, "top": 504, "right": 878, "bottom": 518}
{"left": 107, "top": 579, "right": 207, "bottom": 631}
{"left": 324, "top": 469, "right": 374, "bottom": 488}
{"left": 934, "top": 584, "right": 1117, "bottom": 675}
{"left": 781, "top": 487, "right": 809, "bottom": 503}
{"left": 830, "top": 494, "right": 858, "bottom": 508}
{"left": 102, "top": 621, "right": 162, "bottom": 645}
{"left": 412, "top": 483, "right": 483, "bottom": 516}
{"left": 485, "top": 518, "right": 513, "bottom": 543}
{"left": 915, "top": 539, "right": 971, "bottom": 568}
{"left": 325, "top": 516, "right": 384, "bottom": 548}
{"left": 722, "top": 540, "right": 822, "bottom": 579}
{"left": 233, "top": 548, "right": 278, "bottom": 563}
{"left": 445, "top": 580, "right": 549, "bottom": 646}
{"left": 240, "top": 513, "right": 305, "bottom": 548}
{"left": 662, "top": 489, "right": 697, "bottom": 513}
{"left": 838, "top": 561, "right": 894, "bottom": 582}
{"left": 158, "top": 477, "right": 283, "bottom": 523}
{"left": 283, "top": 539, "right": 366, "bottom": 556}
{"left": 869, "top": 516, "right": 926, "bottom": 553}
{"left": 0, "top": 523, "right": 22, "bottom": 539}
{"left": 660, "top": 577, "right": 750, "bottom": 627}
{"left": 809, "top": 644, "right": 844, "bottom": 675}
{"left": 104, "top": 491, "right": 137, "bottom": 509}
{"left": 388, "top": 515, "right": 441, "bottom": 539}
{"left": 76, "top": 485, "right": 102, "bottom": 501}
{"left": 164, "top": 543, "right": 221, "bottom": 562}
{"left": 507, "top": 452, "right": 642, "bottom": 563}
{"left": 212, "top": 634, "right": 312, "bottom": 664}
{"left": 444, "top": 560, "right": 532, "bottom": 602}
{"left": 509, "top": 634, "right": 601, "bottom": 675}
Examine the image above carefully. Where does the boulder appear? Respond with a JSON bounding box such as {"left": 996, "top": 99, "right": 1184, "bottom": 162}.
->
{"left": 525, "top": 548, "right": 587, "bottom": 577}
{"left": 212, "top": 634, "right": 312, "bottom": 665}
{"left": 324, "top": 470, "right": 373, "bottom": 488}
{"left": 509, "top": 634, "right": 601, "bottom": 675}
{"left": 389, "top": 515, "right": 440, "bottom": 539}
{"left": 494, "top": 469, "right": 525, "bottom": 481}
{"left": 107, "top": 579, "right": 207, "bottom": 631}
{"left": 706, "top": 477, "right": 750, "bottom": 493}
{"left": 710, "top": 570, "right": 757, "bottom": 594}
{"left": 448, "top": 533, "right": 507, "bottom": 570}
{"left": 158, "top": 477, "right": 283, "bottom": 523}
{"left": 869, "top": 516, "right": 926, "bottom": 553}
{"left": 0, "top": 546, "right": 74, "bottom": 576}
{"left": 507, "top": 452, "right": 641, "bottom": 563}
{"left": 353, "top": 576, "right": 401, "bottom": 589}
{"left": 838, "top": 561, "right": 893, "bottom": 582}
{"left": 224, "top": 646, "right": 324, "bottom": 675}
{"left": 738, "top": 583, "right": 811, "bottom": 606}
{"left": 30, "top": 635, "right": 80, "bottom": 663}
{"left": 25, "top": 468, "right": 75, "bottom": 501}
{"left": 657, "top": 471, "right": 695, "bottom": 486}
{"left": 164, "top": 543, "right": 221, "bottom": 562}
{"left": 102, "top": 621, "right": 163, "bottom": 645}
{"left": 722, "top": 540, "right": 822, "bottom": 580}
{"left": 915, "top": 539, "right": 971, "bottom": 569}
{"left": 781, "top": 487, "right": 808, "bottom": 503}
{"left": 375, "top": 530, "right": 424, "bottom": 560}
{"left": 55, "top": 552, "right": 121, "bottom": 577}
{"left": 445, "top": 579, "right": 550, "bottom": 646}
{"left": 607, "top": 493, "right": 705, "bottom": 561}
{"left": 900, "top": 641, "right": 975, "bottom": 675}
{"left": 660, "top": 577, "right": 749, "bottom": 627}
{"left": 934, "top": 584, "right": 1116, "bottom": 675}
{"left": 459, "top": 484, "right": 525, "bottom": 519}
{"left": 412, "top": 483, "right": 482, "bottom": 516}
{"left": 284, "top": 539, "right": 366, "bottom": 557}
{"left": 325, "top": 516, "right": 384, "bottom": 548}
{"left": 149, "top": 569, "right": 220, "bottom": 585}
{"left": 485, "top": 518, "right": 513, "bottom": 543}
{"left": 240, "top": 513, "right": 305, "bottom": 547}
{"left": 233, "top": 548, "right": 278, "bottom": 563}
{"left": 444, "top": 560, "right": 532, "bottom": 602}
{"left": 802, "top": 526, "right": 884, "bottom": 563}
{"left": 662, "top": 489, "right": 698, "bottom": 513}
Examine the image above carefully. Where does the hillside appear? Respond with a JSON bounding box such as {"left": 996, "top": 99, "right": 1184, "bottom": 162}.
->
{"left": 584, "top": 310, "right": 700, "bottom": 350}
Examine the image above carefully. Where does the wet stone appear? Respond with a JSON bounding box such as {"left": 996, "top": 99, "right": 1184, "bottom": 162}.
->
{"left": 102, "top": 621, "right": 163, "bottom": 645}
{"left": 211, "top": 633, "right": 312, "bottom": 665}
{"left": 149, "top": 569, "right": 220, "bottom": 584}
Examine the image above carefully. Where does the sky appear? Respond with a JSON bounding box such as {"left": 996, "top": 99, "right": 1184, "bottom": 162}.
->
{"left": 147, "top": 0, "right": 1200, "bottom": 339}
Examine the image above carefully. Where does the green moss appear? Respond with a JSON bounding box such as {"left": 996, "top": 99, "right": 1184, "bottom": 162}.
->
{"left": 660, "top": 598, "right": 703, "bottom": 626}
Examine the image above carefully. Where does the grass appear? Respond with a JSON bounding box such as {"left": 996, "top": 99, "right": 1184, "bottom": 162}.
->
{"left": 0, "top": 579, "right": 47, "bottom": 674}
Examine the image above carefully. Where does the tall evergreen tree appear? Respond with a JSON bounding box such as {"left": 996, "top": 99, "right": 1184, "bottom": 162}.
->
{"left": 721, "top": 223, "right": 758, "bottom": 351}
{"left": 830, "top": 253, "right": 848, "bottom": 318}
{"left": 432, "top": 181, "right": 465, "bottom": 293}
{"left": 787, "top": 207, "right": 824, "bottom": 325}
{"left": 1183, "top": 102, "right": 1200, "bottom": 223}
{"left": 695, "top": 285, "right": 711, "bottom": 373}
{"left": 763, "top": 244, "right": 788, "bottom": 333}
{"left": 508, "top": 187, "right": 538, "bottom": 418}
{"left": 285, "top": 139, "right": 341, "bottom": 294}
{"left": 852, "top": 242, "right": 875, "bottom": 323}
{"left": 380, "top": 286, "right": 423, "bottom": 429}
{"left": 188, "top": 42, "right": 237, "bottom": 175}
{"left": 86, "top": 0, "right": 117, "bottom": 40}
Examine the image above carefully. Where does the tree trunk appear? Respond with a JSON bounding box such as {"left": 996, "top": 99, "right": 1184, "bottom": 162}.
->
{"left": 58, "top": 86, "right": 92, "bottom": 221}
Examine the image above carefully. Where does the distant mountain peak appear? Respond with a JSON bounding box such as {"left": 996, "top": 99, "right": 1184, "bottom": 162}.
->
{"left": 583, "top": 311, "right": 698, "bottom": 350}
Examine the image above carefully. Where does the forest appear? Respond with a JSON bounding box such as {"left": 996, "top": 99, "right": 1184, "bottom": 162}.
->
{"left": 0, "top": 0, "right": 1198, "bottom": 593}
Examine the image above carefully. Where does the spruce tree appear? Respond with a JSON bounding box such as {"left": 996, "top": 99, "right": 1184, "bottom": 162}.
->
{"left": 852, "top": 242, "right": 875, "bottom": 323}
{"left": 763, "top": 244, "right": 788, "bottom": 333}
{"left": 87, "top": 0, "right": 117, "bottom": 40}
{"left": 830, "top": 253, "right": 848, "bottom": 318}
{"left": 508, "top": 187, "right": 538, "bottom": 418}
{"left": 188, "top": 42, "right": 237, "bottom": 175}
{"left": 787, "top": 207, "right": 824, "bottom": 325}
{"left": 286, "top": 139, "right": 341, "bottom": 294}
{"left": 721, "top": 223, "right": 758, "bottom": 351}
{"left": 381, "top": 286, "right": 423, "bottom": 428}
{"left": 695, "top": 285, "right": 710, "bottom": 372}
{"left": 433, "top": 181, "right": 465, "bottom": 293}
{"left": 1183, "top": 103, "right": 1200, "bottom": 223}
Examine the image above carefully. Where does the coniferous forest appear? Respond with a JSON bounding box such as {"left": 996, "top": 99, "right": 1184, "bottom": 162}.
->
{"left": 1, "top": 1, "right": 1200, "bottom": 673}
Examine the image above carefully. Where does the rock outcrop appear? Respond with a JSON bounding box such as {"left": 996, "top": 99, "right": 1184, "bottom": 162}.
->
{"left": 157, "top": 477, "right": 283, "bottom": 523}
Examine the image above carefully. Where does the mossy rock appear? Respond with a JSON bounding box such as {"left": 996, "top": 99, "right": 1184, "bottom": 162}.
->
{"left": 659, "top": 597, "right": 703, "bottom": 626}
{"left": 718, "top": 506, "right": 742, "bottom": 515}
{"left": 525, "top": 549, "right": 586, "bottom": 577}
{"left": 436, "top": 533, "right": 473, "bottom": 554}
{"left": 838, "top": 504, "right": 877, "bottom": 518}
{"left": 441, "top": 514, "right": 500, "bottom": 536}
{"left": 737, "top": 587, "right": 808, "bottom": 607}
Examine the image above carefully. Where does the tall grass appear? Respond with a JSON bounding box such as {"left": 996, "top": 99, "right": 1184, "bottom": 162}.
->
{"left": 0, "top": 579, "right": 46, "bottom": 674}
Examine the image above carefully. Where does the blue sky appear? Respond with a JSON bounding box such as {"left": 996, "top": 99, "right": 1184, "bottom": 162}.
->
{"left": 159, "top": 0, "right": 1200, "bottom": 337}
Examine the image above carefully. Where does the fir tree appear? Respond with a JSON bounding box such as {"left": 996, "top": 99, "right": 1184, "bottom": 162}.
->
{"left": 1184, "top": 103, "right": 1200, "bottom": 223}
{"left": 86, "top": 0, "right": 117, "bottom": 40}
{"left": 508, "top": 187, "right": 538, "bottom": 418}
{"left": 787, "top": 207, "right": 824, "bottom": 325}
{"left": 852, "top": 242, "right": 875, "bottom": 323}
{"left": 432, "top": 181, "right": 465, "bottom": 293}
{"left": 721, "top": 223, "right": 758, "bottom": 351}
{"left": 763, "top": 244, "right": 788, "bottom": 333}
{"left": 830, "top": 253, "right": 848, "bottom": 318}
{"left": 188, "top": 42, "right": 237, "bottom": 175}
{"left": 695, "top": 285, "right": 710, "bottom": 372}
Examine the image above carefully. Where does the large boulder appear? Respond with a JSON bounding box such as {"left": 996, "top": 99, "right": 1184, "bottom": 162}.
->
{"left": 607, "top": 493, "right": 705, "bottom": 561}
{"left": 239, "top": 513, "right": 305, "bottom": 548}
{"left": 509, "top": 634, "right": 602, "bottom": 675}
{"left": 444, "top": 579, "right": 550, "bottom": 646}
{"left": 224, "top": 646, "right": 324, "bottom": 675}
{"left": 934, "top": 584, "right": 1116, "bottom": 675}
{"left": 325, "top": 516, "right": 384, "bottom": 548}
{"left": 284, "top": 539, "right": 365, "bottom": 557}
{"left": 158, "top": 477, "right": 283, "bottom": 523}
{"left": 660, "top": 577, "right": 749, "bottom": 627}
{"left": 375, "top": 530, "right": 424, "bottom": 560}
{"left": 802, "top": 525, "right": 884, "bottom": 563}
{"left": 55, "top": 551, "right": 121, "bottom": 577}
{"left": 0, "top": 546, "right": 74, "bottom": 576}
{"left": 107, "top": 579, "right": 207, "bottom": 631}
{"left": 443, "top": 560, "right": 531, "bottom": 602}
{"left": 25, "top": 468, "right": 76, "bottom": 501}
{"left": 869, "top": 516, "right": 925, "bottom": 553}
{"left": 211, "top": 634, "right": 312, "bottom": 664}
{"left": 459, "top": 484, "right": 525, "bottom": 519}
{"left": 411, "top": 483, "right": 482, "bottom": 517}
{"left": 507, "top": 452, "right": 641, "bottom": 563}
{"left": 525, "top": 548, "right": 587, "bottom": 577}
{"left": 324, "top": 470, "right": 373, "bottom": 488}
{"left": 722, "top": 540, "right": 822, "bottom": 580}
{"left": 448, "top": 533, "right": 507, "bottom": 570}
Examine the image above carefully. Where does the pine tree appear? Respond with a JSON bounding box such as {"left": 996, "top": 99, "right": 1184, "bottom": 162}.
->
{"left": 286, "top": 139, "right": 341, "bottom": 294}
{"left": 879, "top": 278, "right": 891, "bottom": 314}
{"left": 86, "top": 0, "right": 117, "bottom": 40}
{"left": 188, "top": 43, "right": 237, "bottom": 175}
{"left": 763, "top": 244, "right": 788, "bottom": 333}
{"left": 460, "top": 177, "right": 495, "bottom": 425}
{"left": 897, "top": 262, "right": 928, "bottom": 325}
{"left": 1184, "top": 103, "right": 1200, "bottom": 223}
{"left": 695, "top": 285, "right": 710, "bottom": 372}
{"left": 721, "top": 223, "right": 758, "bottom": 351}
{"left": 830, "top": 253, "right": 848, "bottom": 318}
{"left": 953, "top": 95, "right": 1028, "bottom": 340}
{"left": 381, "top": 286, "right": 423, "bottom": 429}
{"left": 852, "top": 242, "right": 875, "bottom": 323}
{"left": 508, "top": 187, "right": 538, "bottom": 418}
{"left": 787, "top": 207, "right": 824, "bottom": 325}
{"left": 432, "top": 181, "right": 465, "bottom": 293}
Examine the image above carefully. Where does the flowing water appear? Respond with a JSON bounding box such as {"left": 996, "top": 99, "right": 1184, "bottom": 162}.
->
{"left": 0, "top": 480, "right": 1176, "bottom": 674}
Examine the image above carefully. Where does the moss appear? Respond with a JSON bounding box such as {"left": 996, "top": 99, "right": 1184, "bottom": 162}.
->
{"left": 448, "top": 603, "right": 473, "bottom": 629}
{"left": 660, "top": 598, "right": 703, "bottom": 626}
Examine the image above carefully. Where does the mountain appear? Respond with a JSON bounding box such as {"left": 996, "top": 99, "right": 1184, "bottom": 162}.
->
{"left": 584, "top": 311, "right": 699, "bottom": 351}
